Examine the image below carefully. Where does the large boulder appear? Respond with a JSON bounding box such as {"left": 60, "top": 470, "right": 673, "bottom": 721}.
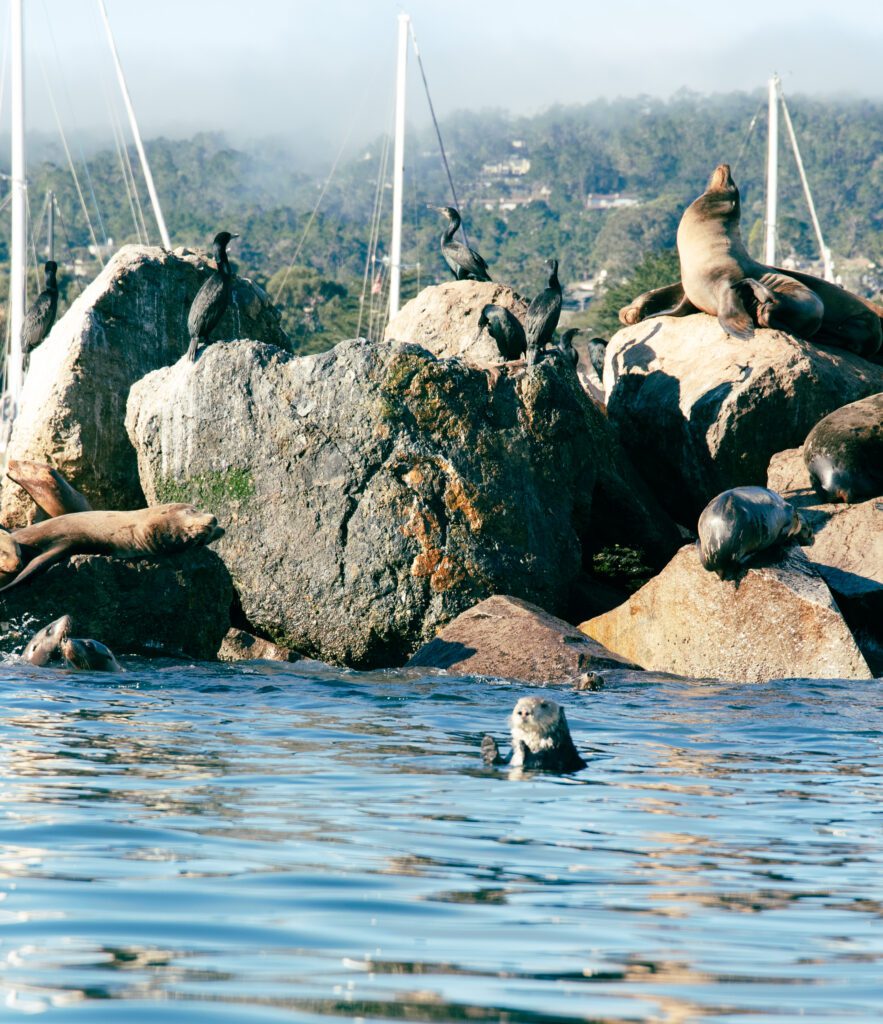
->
{"left": 126, "top": 338, "right": 675, "bottom": 668}
{"left": 406, "top": 594, "right": 637, "bottom": 683}
{"left": 385, "top": 280, "right": 529, "bottom": 363}
{"left": 0, "top": 549, "right": 232, "bottom": 661}
{"left": 579, "top": 544, "right": 872, "bottom": 682}
{"left": 1, "top": 244, "right": 288, "bottom": 527}
{"left": 604, "top": 314, "right": 883, "bottom": 523}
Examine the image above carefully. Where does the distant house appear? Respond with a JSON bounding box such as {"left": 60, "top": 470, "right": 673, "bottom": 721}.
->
{"left": 585, "top": 193, "right": 640, "bottom": 211}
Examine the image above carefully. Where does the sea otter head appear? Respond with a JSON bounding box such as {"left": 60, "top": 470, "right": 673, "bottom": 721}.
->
{"left": 141, "top": 504, "right": 225, "bottom": 555}
{"left": 684, "top": 163, "right": 742, "bottom": 228}
{"left": 510, "top": 696, "right": 565, "bottom": 752}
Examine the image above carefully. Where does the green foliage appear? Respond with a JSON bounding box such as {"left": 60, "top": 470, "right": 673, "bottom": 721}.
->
{"left": 591, "top": 544, "right": 654, "bottom": 592}
{"left": 572, "top": 250, "right": 681, "bottom": 338}
{"left": 155, "top": 468, "right": 255, "bottom": 507}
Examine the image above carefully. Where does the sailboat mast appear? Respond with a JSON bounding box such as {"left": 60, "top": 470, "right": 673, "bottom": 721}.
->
{"left": 47, "top": 191, "right": 55, "bottom": 262}
{"left": 97, "top": 0, "right": 171, "bottom": 249}
{"left": 8, "top": 0, "right": 26, "bottom": 410}
{"left": 763, "top": 73, "right": 779, "bottom": 265}
{"left": 388, "top": 12, "right": 409, "bottom": 319}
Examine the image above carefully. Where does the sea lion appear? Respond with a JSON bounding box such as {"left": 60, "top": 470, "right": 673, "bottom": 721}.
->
{"left": 481, "top": 696, "right": 587, "bottom": 773}
{"left": 803, "top": 392, "right": 883, "bottom": 503}
{"left": 61, "top": 637, "right": 123, "bottom": 673}
{"left": 6, "top": 460, "right": 93, "bottom": 519}
{"left": 1, "top": 503, "right": 224, "bottom": 593}
{"left": 20, "top": 614, "right": 73, "bottom": 666}
{"left": 0, "top": 528, "right": 23, "bottom": 582}
{"left": 697, "top": 486, "right": 804, "bottom": 580}
{"left": 619, "top": 164, "right": 883, "bottom": 357}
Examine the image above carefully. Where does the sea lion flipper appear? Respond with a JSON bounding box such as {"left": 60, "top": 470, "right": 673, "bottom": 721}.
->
{"left": 0, "top": 542, "right": 69, "bottom": 593}
{"left": 716, "top": 284, "right": 754, "bottom": 341}
{"left": 619, "top": 281, "right": 685, "bottom": 326}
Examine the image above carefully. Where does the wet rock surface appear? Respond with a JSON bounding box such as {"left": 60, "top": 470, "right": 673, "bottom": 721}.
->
{"left": 579, "top": 544, "right": 872, "bottom": 682}
{"left": 127, "top": 336, "right": 674, "bottom": 668}
{"left": 218, "top": 628, "right": 300, "bottom": 663}
{"left": 1, "top": 244, "right": 287, "bottom": 528}
{"left": 0, "top": 549, "right": 232, "bottom": 661}
{"left": 604, "top": 315, "right": 883, "bottom": 522}
{"left": 406, "top": 594, "right": 637, "bottom": 684}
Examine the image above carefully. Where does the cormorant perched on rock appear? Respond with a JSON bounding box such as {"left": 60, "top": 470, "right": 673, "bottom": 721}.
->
{"left": 22, "top": 261, "right": 59, "bottom": 367}
{"left": 556, "top": 327, "right": 580, "bottom": 368}
{"left": 478, "top": 304, "right": 526, "bottom": 360}
{"left": 430, "top": 206, "right": 492, "bottom": 282}
{"left": 524, "top": 259, "right": 562, "bottom": 365}
{"left": 586, "top": 337, "right": 607, "bottom": 379}
{"left": 187, "top": 231, "right": 238, "bottom": 362}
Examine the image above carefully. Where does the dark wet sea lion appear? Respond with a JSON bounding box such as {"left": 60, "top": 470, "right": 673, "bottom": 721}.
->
{"left": 7, "top": 460, "right": 93, "bottom": 519}
{"left": 803, "top": 393, "right": 883, "bottom": 503}
{"left": 697, "top": 486, "right": 804, "bottom": 580}
{"left": 2, "top": 503, "right": 224, "bottom": 593}
{"left": 482, "top": 696, "right": 587, "bottom": 773}
{"left": 61, "top": 637, "right": 123, "bottom": 673}
{"left": 20, "top": 614, "right": 73, "bottom": 666}
{"left": 620, "top": 164, "right": 882, "bottom": 357}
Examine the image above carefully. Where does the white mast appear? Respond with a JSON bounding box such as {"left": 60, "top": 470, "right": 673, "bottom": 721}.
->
{"left": 388, "top": 12, "right": 409, "bottom": 318}
{"left": 97, "top": 0, "right": 171, "bottom": 249}
{"left": 8, "top": 0, "right": 26, "bottom": 412}
{"left": 779, "top": 92, "right": 835, "bottom": 282}
{"left": 764, "top": 73, "right": 779, "bottom": 266}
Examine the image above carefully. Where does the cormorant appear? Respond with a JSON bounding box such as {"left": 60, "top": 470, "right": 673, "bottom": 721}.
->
{"left": 22, "top": 260, "right": 59, "bottom": 367}
{"left": 430, "top": 206, "right": 492, "bottom": 282}
{"left": 478, "top": 303, "right": 526, "bottom": 361}
{"left": 586, "top": 336, "right": 607, "bottom": 379}
{"left": 187, "top": 231, "right": 238, "bottom": 362}
{"left": 556, "top": 327, "right": 580, "bottom": 368}
{"left": 524, "top": 259, "right": 562, "bottom": 365}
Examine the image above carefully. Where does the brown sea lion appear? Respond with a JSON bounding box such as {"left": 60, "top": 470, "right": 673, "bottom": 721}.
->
{"left": 61, "top": 637, "right": 123, "bottom": 673}
{"left": 803, "top": 393, "right": 883, "bottom": 503}
{"left": 0, "top": 528, "right": 23, "bottom": 581}
{"left": 1, "top": 503, "right": 224, "bottom": 594}
{"left": 20, "top": 614, "right": 73, "bottom": 666}
{"left": 619, "top": 164, "right": 883, "bottom": 357}
{"left": 697, "top": 486, "right": 805, "bottom": 580}
{"left": 481, "top": 696, "right": 587, "bottom": 773}
{"left": 6, "top": 460, "right": 93, "bottom": 519}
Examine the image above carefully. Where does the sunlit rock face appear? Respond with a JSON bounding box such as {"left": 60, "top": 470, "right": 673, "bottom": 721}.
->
{"left": 127, "top": 337, "right": 677, "bottom": 668}
{"left": 580, "top": 544, "right": 873, "bottom": 683}
{"left": 603, "top": 314, "right": 883, "bottom": 524}
{"left": 1, "top": 244, "right": 287, "bottom": 527}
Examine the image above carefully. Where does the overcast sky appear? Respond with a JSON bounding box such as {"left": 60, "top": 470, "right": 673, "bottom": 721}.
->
{"left": 7, "top": 0, "right": 883, "bottom": 158}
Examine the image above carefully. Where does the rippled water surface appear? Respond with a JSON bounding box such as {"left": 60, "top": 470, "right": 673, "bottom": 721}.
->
{"left": 1, "top": 658, "right": 882, "bottom": 1022}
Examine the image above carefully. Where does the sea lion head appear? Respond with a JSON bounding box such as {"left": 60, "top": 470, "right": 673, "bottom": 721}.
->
{"left": 510, "top": 696, "right": 566, "bottom": 752}
{"left": 61, "top": 637, "right": 122, "bottom": 673}
{"left": 0, "top": 528, "right": 23, "bottom": 575}
{"left": 21, "top": 614, "right": 73, "bottom": 666}
{"left": 139, "top": 503, "right": 225, "bottom": 555}
{"left": 684, "top": 163, "right": 741, "bottom": 228}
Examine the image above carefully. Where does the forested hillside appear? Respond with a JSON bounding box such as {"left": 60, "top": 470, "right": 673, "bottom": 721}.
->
{"left": 2, "top": 91, "right": 881, "bottom": 350}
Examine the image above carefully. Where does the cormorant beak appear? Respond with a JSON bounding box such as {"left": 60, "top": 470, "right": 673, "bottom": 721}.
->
{"left": 230, "top": 233, "right": 240, "bottom": 240}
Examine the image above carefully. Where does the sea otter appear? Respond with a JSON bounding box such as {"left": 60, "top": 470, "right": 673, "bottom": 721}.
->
{"left": 481, "top": 696, "right": 587, "bottom": 773}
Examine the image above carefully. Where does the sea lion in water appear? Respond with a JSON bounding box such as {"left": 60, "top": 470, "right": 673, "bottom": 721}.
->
{"left": 619, "top": 164, "right": 882, "bottom": 357}
{"left": 20, "top": 614, "right": 73, "bottom": 666}
{"left": 61, "top": 637, "right": 123, "bottom": 673}
{"left": 482, "top": 696, "right": 587, "bottom": 773}
{"left": 1, "top": 503, "right": 224, "bottom": 593}
{"left": 697, "top": 486, "right": 804, "bottom": 580}
{"left": 803, "top": 392, "right": 883, "bottom": 503}
{"left": 6, "top": 460, "right": 93, "bottom": 520}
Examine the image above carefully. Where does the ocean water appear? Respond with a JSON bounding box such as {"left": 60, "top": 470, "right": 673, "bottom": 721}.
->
{"left": 1, "top": 658, "right": 882, "bottom": 1022}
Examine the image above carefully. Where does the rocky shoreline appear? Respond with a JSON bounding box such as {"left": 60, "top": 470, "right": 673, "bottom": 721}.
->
{"left": 1, "top": 244, "right": 880, "bottom": 683}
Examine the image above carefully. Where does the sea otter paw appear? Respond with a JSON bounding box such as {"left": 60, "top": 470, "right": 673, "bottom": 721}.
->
{"left": 481, "top": 734, "right": 502, "bottom": 765}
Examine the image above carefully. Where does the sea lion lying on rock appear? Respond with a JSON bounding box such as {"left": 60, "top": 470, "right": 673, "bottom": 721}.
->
{"left": 620, "top": 164, "right": 882, "bottom": 357}
{"left": 6, "top": 460, "right": 93, "bottom": 519}
{"left": 698, "top": 486, "right": 805, "bottom": 580}
{"left": 60, "top": 637, "right": 123, "bottom": 673}
{"left": 20, "top": 614, "right": 73, "bottom": 666}
{"left": 803, "top": 393, "right": 883, "bottom": 504}
{"left": 1, "top": 503, "right": 224, "bottom": 593}
{"left": 482, "top": 696, "right": 587, "bottom": 773}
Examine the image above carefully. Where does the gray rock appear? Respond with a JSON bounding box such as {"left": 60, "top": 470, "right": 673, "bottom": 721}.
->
{"left": 218, "top": 628, "right": 300, "bottom": 663}
{"left": 604, "top": 314, "right": 883, "bottom": 523}
{"left": 579, "top": 543, "right": 872, "bottom": 682}
{"left": 126, "top": 336, "right": 676, "bottom": 668}
{"left": 0, "top": 549, "right": 232, "bottom": 661}
{"left": 1, "top": 244, "right": 288, "bottom": 527}
{"left": 407, "top": 594, "right": 637, "bottom": 683}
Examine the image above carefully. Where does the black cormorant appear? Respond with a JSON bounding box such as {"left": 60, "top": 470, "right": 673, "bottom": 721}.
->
{"left": 524, "top": 259, "right": 562, "bottom": 365}
{"left": 430, "top": 206, "right": 492, "bottom": 282}
{"left": 478, "top": 303, "right": 526, "bottom": 361}
{"left": 586, "top": 336, "right": 607, "bottom": 378}
{"left": 556, "top": 327, "right": 580, "bottom": 368}
{"left": 187, "top": 231, "right": 238, "bottom": 362}
{"left": 22, "top": 261, "right": 59, "bottom": 367}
